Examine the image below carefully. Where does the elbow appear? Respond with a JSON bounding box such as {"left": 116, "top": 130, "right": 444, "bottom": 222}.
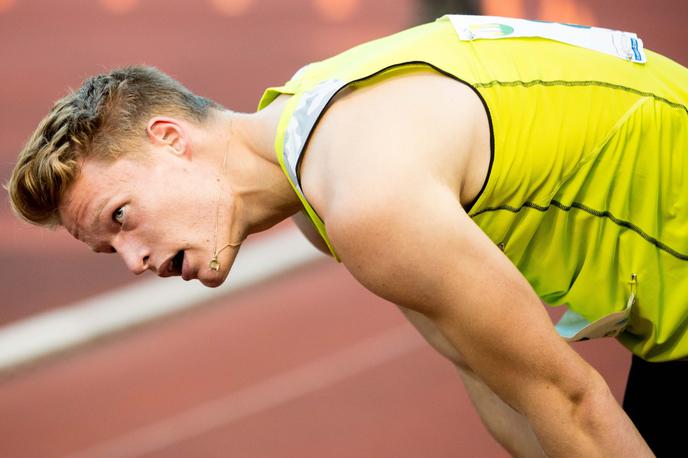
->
{"left": 523, "top": 370, "right": 651, "bottom": 457}
{"left": 571, "top": 372, "right": 617, "bottom": 430}
{"left": 557, "top": 368, "right": 624, "bottom": 452}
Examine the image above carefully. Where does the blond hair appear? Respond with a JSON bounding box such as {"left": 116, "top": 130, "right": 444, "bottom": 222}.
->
{"left": 5, "top": 66, "right": 221, "bottom": 227}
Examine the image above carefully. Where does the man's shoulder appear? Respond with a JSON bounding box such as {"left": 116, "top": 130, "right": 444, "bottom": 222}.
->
{"left": 298, "top": 68, "right": 490, "bottom": 224}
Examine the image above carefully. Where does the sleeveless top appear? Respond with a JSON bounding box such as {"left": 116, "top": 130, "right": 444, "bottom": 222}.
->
{"left": 258, "top": 15, "right": 688, "bottom": 361}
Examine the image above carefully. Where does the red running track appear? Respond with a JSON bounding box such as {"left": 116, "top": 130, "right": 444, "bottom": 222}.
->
{"left": 1, "top": 0, "right": 684, "bottom": 456}
{"left": 0, "top": 260, "right": 631, "bottom": 457}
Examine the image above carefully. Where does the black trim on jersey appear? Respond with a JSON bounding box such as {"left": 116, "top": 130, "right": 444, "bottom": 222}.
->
{"left": 473, "top": 200, "right": 688, "bottom": 261}
{"left": 292, "top": 60, "right": 496, "bottom": 216}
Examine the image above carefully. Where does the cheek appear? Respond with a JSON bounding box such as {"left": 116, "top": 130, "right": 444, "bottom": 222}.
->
{"left": 146, "top": 169, "right": 218, "bottom": 244}
{"left": 169, "top": 191, "right": 215, "bottom": 239}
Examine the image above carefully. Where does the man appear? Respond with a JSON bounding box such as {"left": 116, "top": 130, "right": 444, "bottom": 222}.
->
{"left": 7, "top": 15, "right": 687, "bottom": 456}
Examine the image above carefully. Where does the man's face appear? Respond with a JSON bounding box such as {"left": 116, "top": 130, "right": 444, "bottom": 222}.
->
{"left": 59, "top": 148, "right": 233, "bottom": 287}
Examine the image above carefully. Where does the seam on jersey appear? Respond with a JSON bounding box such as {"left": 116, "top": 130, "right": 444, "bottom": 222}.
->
{"left": 473, "top": 80, "right": 688, "bottom": 115}
{"left": 472, "top": 200, "right": 688, "bottom": 261}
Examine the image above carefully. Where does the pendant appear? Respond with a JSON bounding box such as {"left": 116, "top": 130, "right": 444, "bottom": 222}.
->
{"left": 209, "top": 256, "right": 220, "bottom": 271}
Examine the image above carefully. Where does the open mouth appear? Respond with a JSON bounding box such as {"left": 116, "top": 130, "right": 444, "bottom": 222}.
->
{"left": 170, "top": 250, "right": 185, "bottom": 275}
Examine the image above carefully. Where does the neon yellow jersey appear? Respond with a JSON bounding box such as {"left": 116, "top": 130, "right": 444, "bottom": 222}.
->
{"left": 258, "top": 16, "right": 688, "bottom": 361}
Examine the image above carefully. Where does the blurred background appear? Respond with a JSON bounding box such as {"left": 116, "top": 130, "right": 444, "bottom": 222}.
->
{"left": 0, "top": 1, "right": 686, "bottom": 456}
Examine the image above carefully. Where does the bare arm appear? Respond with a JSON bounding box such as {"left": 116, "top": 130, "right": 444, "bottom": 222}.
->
{"left": 399, "top": 306, "right": 545, "bottom": 457}
{"left": 300, "top": 70, "right": 651, "bottom": 457}
{"left": 293, "top": 178, "right": 531, "bottom": 455}
{"left": 458, "top": 365, "right": 545, "bottom": 458}
{"left": 329, "top": 185, "right": 650, "bottom": 457}
{"left": 296, "top": 193, "right": 542, "bottom": 456}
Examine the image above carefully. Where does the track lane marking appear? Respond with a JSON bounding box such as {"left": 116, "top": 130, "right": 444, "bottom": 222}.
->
{"left": 68, "top": 325, "right": 423, "bottom": 458}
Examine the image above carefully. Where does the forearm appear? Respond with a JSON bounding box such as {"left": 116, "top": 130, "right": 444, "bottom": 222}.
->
{"left": 458, "top": 365, "right": 545, "bottom": 457}
{"left": 463, "top": 364, "right": 653, "bottom": 458}
{"left": 397, "top": 305, "right": 546, "bottom": 456}
{"left": 524, "top": 370, "right": 653, "bottom": 457}
{"left": 428, "top": 305, "right": 653, "bottom": 457}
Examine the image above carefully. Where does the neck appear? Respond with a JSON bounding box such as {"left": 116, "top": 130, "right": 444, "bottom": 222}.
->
{"left": 213, "top": 102, "right": 302, "bottom": 241}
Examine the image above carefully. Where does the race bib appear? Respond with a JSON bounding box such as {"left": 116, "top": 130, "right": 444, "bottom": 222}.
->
{"left": 555, "top": 274, "right": 638, "bottom": 342}
{"left": 448, "top": 15, "right": 646, "bottom": 63}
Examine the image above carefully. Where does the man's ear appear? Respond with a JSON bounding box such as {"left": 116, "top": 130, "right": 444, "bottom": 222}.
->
{"left": 146, "top": 117, "right": 190, "bottom": 158}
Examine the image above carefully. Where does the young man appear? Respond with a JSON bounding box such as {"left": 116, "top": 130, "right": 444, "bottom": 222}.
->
{"left": 7, "top": 15, "right": 687, "bottom": 456}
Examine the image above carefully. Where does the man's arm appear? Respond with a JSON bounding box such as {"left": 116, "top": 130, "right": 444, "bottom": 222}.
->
{"left": 399, "top": 306, "right": 545, "bottom": 457}
{"left": 298, "top": 70, "right": 651, "bottom": 456}
{"left": 326, "top": 184, "right": 651, "bottom": 457}
{"left": 294, "top": 208, "right": 544, "bottom": 455}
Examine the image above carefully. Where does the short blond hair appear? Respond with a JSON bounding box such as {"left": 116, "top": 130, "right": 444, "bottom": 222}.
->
{"left": 6, "top": 66, "right": 221, "bottom": 227}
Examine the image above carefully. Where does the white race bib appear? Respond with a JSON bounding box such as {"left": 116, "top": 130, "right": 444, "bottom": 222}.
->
{"left": 448, "top": 15, "right": 646, "bottom": 63}
{"left": 555, "top": 274, "right": 638, "bottom": 342}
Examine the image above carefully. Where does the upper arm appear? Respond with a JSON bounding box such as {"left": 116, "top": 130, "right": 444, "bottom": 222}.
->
{"left": 302, "top": 70, "right": 598, "bottom": 418}
{"left": 329, "top": 182, "right": 595, "bottom": 416}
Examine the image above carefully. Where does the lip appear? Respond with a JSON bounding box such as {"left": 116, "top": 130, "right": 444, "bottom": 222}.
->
{"left": 158, "top": 253, "right": 176, "bottom": 278}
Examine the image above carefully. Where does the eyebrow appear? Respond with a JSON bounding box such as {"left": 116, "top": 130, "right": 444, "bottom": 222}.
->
{"left": 89, "top": 196, "right": 111, "bottom": 230}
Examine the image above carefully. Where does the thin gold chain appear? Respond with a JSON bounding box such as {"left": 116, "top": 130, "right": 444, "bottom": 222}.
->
{"left": 209, "top": 120, "right": 242, "bottom": 271}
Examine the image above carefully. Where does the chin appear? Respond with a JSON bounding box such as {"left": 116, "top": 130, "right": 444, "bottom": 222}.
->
{"left": 199, "top": 272, "right": 227, "bottom": 288}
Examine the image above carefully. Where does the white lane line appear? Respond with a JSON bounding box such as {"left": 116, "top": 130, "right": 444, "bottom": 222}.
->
{"left": 68, "top": 325, "right": 423, "bottom": 458}
{"left": 0, "top": 228, "right": 324, "bottom": 373}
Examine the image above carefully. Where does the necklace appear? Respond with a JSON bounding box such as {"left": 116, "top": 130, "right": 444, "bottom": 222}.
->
{"left": 209, "top": 121, "right": 243, "bottom": 272}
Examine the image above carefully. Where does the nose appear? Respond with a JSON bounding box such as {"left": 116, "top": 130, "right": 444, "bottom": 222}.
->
{"left": 112, "top": 237, "right": 151, "bottom": 275}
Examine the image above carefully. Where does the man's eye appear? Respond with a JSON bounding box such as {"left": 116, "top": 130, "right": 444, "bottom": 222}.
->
{"left": 112, "top": 207, "right": 125, "bottom": 224}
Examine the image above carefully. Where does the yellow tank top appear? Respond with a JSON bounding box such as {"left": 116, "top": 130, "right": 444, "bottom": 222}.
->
{"left": 258, "top": 16, "right": 688, "bottom": 361}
